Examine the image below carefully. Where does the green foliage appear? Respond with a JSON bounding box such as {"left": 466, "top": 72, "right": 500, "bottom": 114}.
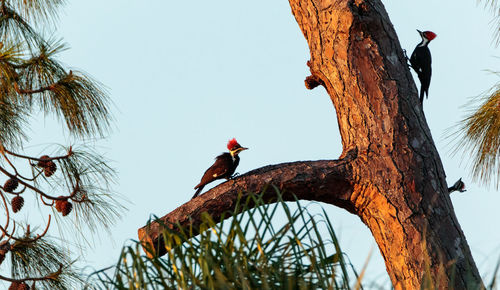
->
{"left": 477, "top": 0, "right": 500, "bottom": 46}
{"left": 91, "top": 193, "right": 361, "bottom": 289}
{"left": 6, "top": 0, "right": 66, "bottom": 25}
{"left": 0, "top": 1, "right": 112, "bottom": 147}
{"left": 56, "top": 145, "right": 123, "bottom": 236}
{"left": 0, "top": 97, "right": 27, "bottom": 149}
{"left": 450, "top": 76, "right": 500, "bottom": 189}
{"left": 0, "top": 0, "right": 123, "bottom": 288}
{"left": 9, "top": 233, "right": 87, "bottom": 289}
{"left": 20, "top": 144, "right": 127, "bottom": 245}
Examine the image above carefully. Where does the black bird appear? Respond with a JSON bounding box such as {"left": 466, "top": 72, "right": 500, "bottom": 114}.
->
{"left": 192, "top": 138, "right": 248, "bottom": 199}
{"left": 448, "top": 178, "right": 466, "bottom": 194}
{"left": 410, "top": 29, "right": 437, "bottom": 104}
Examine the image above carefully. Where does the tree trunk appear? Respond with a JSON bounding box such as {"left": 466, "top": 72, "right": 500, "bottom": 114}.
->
{"left": 138, "top": 0, "right": 482, "bottom": 288}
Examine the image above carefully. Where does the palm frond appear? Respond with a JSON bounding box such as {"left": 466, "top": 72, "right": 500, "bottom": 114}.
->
{"left": 91, "top": 192, "right": 357, "bottom": 289}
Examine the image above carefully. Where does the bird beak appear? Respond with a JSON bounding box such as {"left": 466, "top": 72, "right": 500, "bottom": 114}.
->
{"left": 416, "top": 29, "right": 423, "bottom": 35}
{"left": 232, "top": 147, "right": 248, "bottom": 154}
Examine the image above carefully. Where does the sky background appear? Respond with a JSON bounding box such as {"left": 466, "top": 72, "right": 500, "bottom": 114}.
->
{"left": 9, "top": 0, "right": 499, "bottom": 287}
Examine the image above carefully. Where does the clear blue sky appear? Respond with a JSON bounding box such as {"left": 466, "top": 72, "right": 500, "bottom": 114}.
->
{"left": 23, "top": 0, "right": 500, "bottom": 286}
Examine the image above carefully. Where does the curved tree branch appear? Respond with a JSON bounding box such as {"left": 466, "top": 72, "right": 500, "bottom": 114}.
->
{"left": 0, "top": 164, "right": 79, "bottom": 201}
{"left": 138, "top": 0, "right": 482, "bottom": 288}
{"left": 138, "top": 158, "right": 354, "bottom": 257}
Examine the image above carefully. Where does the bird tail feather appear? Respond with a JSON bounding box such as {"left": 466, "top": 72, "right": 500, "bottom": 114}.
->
{"left": 419, "top": 86, "right": 425, "bottom": 104}
{"left": 192, "top": 186, "right": 204, "bottom": 199}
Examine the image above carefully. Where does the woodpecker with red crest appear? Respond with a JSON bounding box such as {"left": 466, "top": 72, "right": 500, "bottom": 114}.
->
{"left": 192, "top": 138, "right": 248, "bottom": 199}
{"left": 410, "top": 29, "right": 437, "bottom": 104}
{"left": 448, "top": 178, "right": 466, "bottom": 194}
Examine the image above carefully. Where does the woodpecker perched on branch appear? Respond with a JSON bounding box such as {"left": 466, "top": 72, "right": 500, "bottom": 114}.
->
{"left": 448, "top": 178, "right": 466, "bottom": 194}
{"left": 410, "top": 29, "right": 437, "bottom": 104}
{"left": 192, "top": 138, "right": 248, "bottom": 199}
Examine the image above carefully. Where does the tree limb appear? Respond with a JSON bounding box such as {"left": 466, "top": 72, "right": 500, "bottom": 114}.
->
{"left": 137, "top": 0, "right": 483, "bottom": 287}
{"left": 138, "top": 159, "right": 354, "bottom": 257}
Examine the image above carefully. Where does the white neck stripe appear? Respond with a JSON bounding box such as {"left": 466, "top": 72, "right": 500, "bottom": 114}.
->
{"left": 419, "top": 38, "right": 429, "bottom": 47}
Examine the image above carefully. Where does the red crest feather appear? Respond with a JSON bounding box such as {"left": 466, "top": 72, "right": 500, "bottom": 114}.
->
{"left": 424, "top": 31, "right": 437, "bottom": 41}
{"left": 227, "top": 138, "right": 240, "bottom": 150}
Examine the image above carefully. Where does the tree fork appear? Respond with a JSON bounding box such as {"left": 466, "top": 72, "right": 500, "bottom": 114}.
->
{"left": 139, "top": 0, "right": 482, "bottom": 288}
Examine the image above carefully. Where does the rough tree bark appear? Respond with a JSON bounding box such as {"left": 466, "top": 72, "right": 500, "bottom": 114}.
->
{"left": 139, "top": 0, "right": 482, "bottom": 288}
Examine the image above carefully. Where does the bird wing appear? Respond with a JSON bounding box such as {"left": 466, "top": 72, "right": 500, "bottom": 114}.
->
{"left": 194, "top": 153, "right": 233, "bottom": 189}
{"left": 210, "top": 154, "right": 233, "bottom": 177}
{"left": 410, "top": 48, "right": 422, "bottom": 73}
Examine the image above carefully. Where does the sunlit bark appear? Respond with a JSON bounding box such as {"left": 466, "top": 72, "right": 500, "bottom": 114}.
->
{"left": 139, "top": 1, "right": 482, "bottom": 288}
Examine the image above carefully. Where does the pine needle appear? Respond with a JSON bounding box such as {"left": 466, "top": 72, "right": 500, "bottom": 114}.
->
{"left": 449, "top": 76, "right": 500, "bottom": 189}
{"left": 10, "top": 232, "right": 88, "bottom": 289}
{"left": 477, "top": 0, "right": 500, "bottom": 46}
{"left": 7, "top": 0, "right": 66, "bottom": 26}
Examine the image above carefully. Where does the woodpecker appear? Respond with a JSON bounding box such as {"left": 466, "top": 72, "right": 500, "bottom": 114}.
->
{"left": 448, "top": 178, "right": 466, "bottom": 194}
{"left": 192, "top": 138, "right": 248, "bottom": 199}
{"left": 410, "top": 29, "right": 437, "bottom": 104}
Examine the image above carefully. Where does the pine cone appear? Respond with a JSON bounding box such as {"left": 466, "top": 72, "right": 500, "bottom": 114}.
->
{"left": 0, "top": 241, "right": 11, "bottom": 265}
{"left": 37, "top": 155, "right": 50, "bottom": 168}
{"left": 11, "top": 196, "right": 24, "bottom": 213}
{"left": 61, "top": 201, "right": 73, "bottom": 216}
{"left": 43, "top": 161, "right": 57, "bottom": 177}
{"left": 8, "top": 282, "right": 19, "bottom": 290}
{"left": 4, "top": 178, "right": 19, "bottom": 192}
{"left": 55, "top": 196, "right": 65, "bottom": 212}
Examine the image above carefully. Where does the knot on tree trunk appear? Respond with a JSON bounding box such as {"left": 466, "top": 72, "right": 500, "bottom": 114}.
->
{"left": 304, "top": 74, "right": 325, "bottom": 90}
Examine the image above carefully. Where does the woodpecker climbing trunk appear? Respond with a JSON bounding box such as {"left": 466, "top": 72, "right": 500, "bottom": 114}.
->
{"left": 139, "top": 0, "right": 482, "bottom": 288}
{"left": 288, "top": 0, "right": 481, "bottom": 288}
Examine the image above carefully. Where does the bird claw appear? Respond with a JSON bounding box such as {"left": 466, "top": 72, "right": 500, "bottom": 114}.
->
{"left": 230, "top": 172, "right": 240, "bottom": 179}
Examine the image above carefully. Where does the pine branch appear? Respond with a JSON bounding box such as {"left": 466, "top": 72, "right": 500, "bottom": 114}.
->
{"left": 7, "top": 0, "right": 66, "bottom": 26}
{"left": 0, "top": 100, "right": 27, "bottom": 149}
{"left": 1, "top": 19, "right": 112, "bottom": 142}
{"left": 0, "top": 4, "right": 41, "bottom": 48}
{"left": 46, "top": 71, "right": 113, "bottom": 137}
{"left": 0, "top": 263, "right": 62, "bottom": 282}
{"left": 9, "top": 235, "right": 87, "bottom": 289}
{"left": 0, "top": 215, "right": 51, "bottom": 243}
{"left": 449, "top": 76, "right": 500, "bottom": 189}
{"left": 46, "top": 145, "right": 126, "bottom": 244}
{"left": 478, "top": 0, "right": 500, "bottom": 46}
